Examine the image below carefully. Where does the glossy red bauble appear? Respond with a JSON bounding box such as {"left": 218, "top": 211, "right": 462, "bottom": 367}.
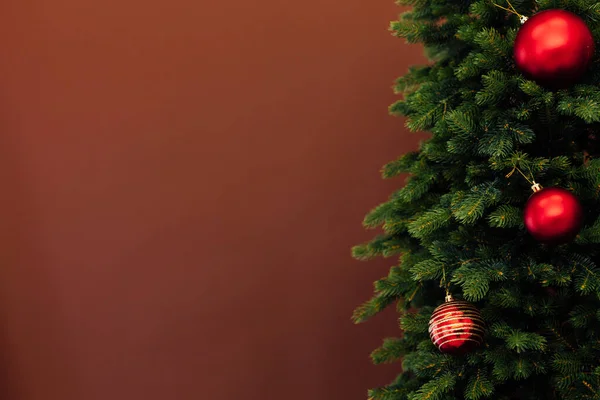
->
{"left": 428, "top": 297, "right": 485, "bottom": 355}
{"left": 514, "top": 10, "right": 594, "bottom": 88}
{"left": 523, "top": 187, "right": 583, "bottom": 245}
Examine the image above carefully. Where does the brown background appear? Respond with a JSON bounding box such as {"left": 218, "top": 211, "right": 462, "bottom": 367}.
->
{"left": 0, "top": 0, "right": 424, "bottom": 399}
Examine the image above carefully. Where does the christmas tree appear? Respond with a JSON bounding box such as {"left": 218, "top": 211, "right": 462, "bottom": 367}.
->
{"left": 353, "top": 1, "right": 600, "bottom": 399}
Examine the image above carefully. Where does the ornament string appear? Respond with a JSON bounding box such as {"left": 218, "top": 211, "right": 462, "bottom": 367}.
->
{"left": 491, "top": 0, "right": 528, "bottom": 23}
{"left": 441, "top": 264, "right": 451, "bottom": 301}
{"left": 505, "top": 165, "right": 532, "bottom": 184}
{"left": 505, "top": 164, "right": 541, "bottom": 191}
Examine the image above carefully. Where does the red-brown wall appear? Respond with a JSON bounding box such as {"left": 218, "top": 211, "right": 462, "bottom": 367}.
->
{"left": 0, "top": 1, "right": 424, "bottom": 399}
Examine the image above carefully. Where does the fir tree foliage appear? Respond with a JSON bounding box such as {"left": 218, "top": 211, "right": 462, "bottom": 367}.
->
{"left": 354, "top": 0, "right": 600, "bottom": 399}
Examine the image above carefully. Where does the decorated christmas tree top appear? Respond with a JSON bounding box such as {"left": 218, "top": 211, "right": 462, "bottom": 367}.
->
{"left": 353, "top": 1, "right": 600, "bottom": 399}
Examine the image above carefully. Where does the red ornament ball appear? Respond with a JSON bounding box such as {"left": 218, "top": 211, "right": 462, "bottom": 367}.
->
{"left": 514, "top": 10, "right": 595, "bottom": 88}
{"left": 523, "top": 187, "right": 583, "bottom": 245}
{"left": 428, "top": 297, "right": 485, "bottom": 355}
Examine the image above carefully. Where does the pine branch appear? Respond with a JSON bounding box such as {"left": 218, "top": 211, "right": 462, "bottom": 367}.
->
{"left": 488, "top": 205, "right": 523, "bottom": 228}
{"left": 352, "top": 235, "right": 410, "bottom": 260}
{"left": 451, "top": 182, "right": 501, "bottom": 225}
{"left": 353, "top": 294, "right": 397, "bottom": 324}
{"left": 505, "top": 330, "right": 547, "bottom": 354}
{"left": 408, "top": 208, "right": 452, "bottom": 239}
{"left": 382, "top": 152, "right": 420, "bottom": 179}
{"left": 410, "top": 259, "right": 445, "bottom": 281}
{"left": 408, "top": 372, "right": 456, "bottom": 400}
{"left": 372, "top": 337, "right": 407, "bottom": 364}
{"left": 400, "top": 309, "right": 432, "bottom": 334}
{"left": 451, "top": 265, "right": 490, "bottom": 301}
{"left": 569, "top": 304, "right": 597, "bottom": 328}
{"left": 464, "top": 370, "right": 494, "bottom": 400}
{"left": 475, "top": 71, "right": 513, "bottom": 106}
{"left": 369, "top": 386, "right": 408, "bottom": 400}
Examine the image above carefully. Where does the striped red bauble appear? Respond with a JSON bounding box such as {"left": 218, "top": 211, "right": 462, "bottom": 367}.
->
{"left": 428, "top": 295, "right": 485, "bottom": 355}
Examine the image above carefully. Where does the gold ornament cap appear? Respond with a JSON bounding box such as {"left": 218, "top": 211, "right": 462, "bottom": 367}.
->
{"left": 531, "top": 181, "right": 542, "bottom": 193}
